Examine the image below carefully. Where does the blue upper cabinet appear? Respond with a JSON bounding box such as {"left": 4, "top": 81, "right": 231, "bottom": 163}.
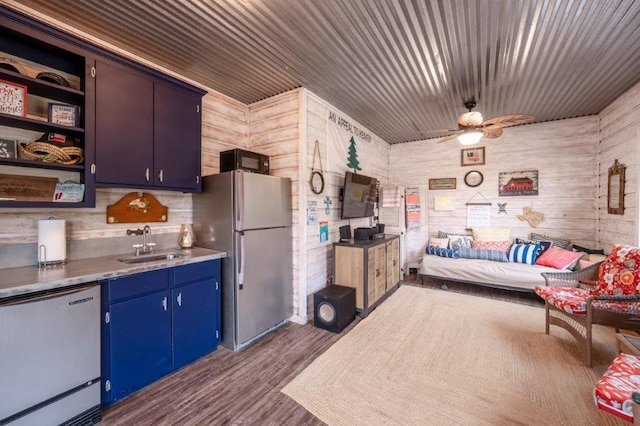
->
{"left": 94, "top": 59, "right": 203, "bottom": 192}
{"left": 154, "top": 81, "right": 202, "bottom": 192}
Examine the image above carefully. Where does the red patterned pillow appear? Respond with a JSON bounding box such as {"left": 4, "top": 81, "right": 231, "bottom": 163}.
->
{"left": 607, "top": 245, "right": 640, "bottom": 269}
{"left": 593, "top": 260, "right": 640, "bottom": 296}
{"left": 471, "top": 240, "right": 511, "bottom": 254}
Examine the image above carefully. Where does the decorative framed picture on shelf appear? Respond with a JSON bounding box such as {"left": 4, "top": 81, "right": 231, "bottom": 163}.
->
{"left": 48, "top": 103, "right": 80, "bottom": 127}
{"left": 428, "top": 177, "right": 456, "bottom": 190}
{"left": 0, "top": 79, "right": 27, "bottom": 117}
{"left": 461, "top": 146, "right": 485, "bottom": 166}
{"left": 0, "top": 138, "right": 16, "bottom": 158}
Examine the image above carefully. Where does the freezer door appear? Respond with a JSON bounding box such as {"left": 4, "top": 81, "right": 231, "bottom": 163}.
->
{"left": 235, "top": 171, "right": 291, "bottom": 231}
{"left": 235, "top": 227, "right": 292, "bottom": 347}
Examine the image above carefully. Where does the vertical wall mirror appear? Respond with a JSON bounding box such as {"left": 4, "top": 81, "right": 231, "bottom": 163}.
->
{"left": 607, "top": 159, "right": 626, "bottom": 215}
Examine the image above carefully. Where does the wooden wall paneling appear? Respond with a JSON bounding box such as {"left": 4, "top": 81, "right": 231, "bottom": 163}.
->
{"left": 390, "top": 116, "right": 600, "bottom": 258}
{"left": 599, "top": 81, "right": 640, "bottom": 248}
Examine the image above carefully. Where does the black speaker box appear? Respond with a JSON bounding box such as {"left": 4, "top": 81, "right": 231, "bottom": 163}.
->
{"left": 314, "top": 285, "right": 356, "bottom": 333}
{"left": 354, "top": 227, "right": 372, "bottom": 240}
{"left": 339, "top": 224, "right": 351, "bottom": 241}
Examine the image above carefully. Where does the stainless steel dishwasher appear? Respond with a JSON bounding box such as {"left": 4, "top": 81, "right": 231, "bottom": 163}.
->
{"left": 0, "top": 283, "right": 101, "bottom": 425}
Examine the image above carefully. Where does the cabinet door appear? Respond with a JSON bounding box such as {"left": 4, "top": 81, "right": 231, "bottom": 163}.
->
{"left": 95, "top": 59, "right": 154, "bottom": 186}
{"left": 103, "top": 290, "right": 171, "bottom": 405}
{"left": 154, "top": 82, "right": 202, "bottom": 191}
{"left": 172, "top": 279, "right": 218, "bottom": 370}
{"left": 386, "top": 238, "right": 400, "bottom": 289}
{"left": 367, "top": 245, "right": 385, "bottom": 305}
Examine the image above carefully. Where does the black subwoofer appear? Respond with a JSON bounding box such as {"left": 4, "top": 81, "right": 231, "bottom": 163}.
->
{"left": 314, "top": 285, "right": 356, "bottom": 333}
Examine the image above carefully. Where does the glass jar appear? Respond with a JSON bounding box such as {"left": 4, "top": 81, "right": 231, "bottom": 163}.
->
{"left": 178, "top": 224, "right": 196, "bottom": 249}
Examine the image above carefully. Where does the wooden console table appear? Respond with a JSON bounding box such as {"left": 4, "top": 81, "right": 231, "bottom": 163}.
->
{"left": 333, "top": 234, "right": 400, "bottom": 317}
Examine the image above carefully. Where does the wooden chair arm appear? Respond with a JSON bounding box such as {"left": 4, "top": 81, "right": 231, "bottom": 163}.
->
{"left": 541, "top": 261, "right": 603, "bottom": 288}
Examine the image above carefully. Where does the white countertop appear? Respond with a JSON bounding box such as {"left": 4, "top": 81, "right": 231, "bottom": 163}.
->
{"left": 0, "top": 247, "right": 227, "bottom": 299}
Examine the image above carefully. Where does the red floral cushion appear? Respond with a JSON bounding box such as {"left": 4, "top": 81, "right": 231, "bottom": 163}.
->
{"left": 593, "top": 261, "right": 640, "bottom": 296}
{"left": 594, "top": 353, "right": 640, "bottom": 423}
{"left": 608, "top": 245, "right": 640, "bottom": 268}
{"left": 470, "top": 240, "right": 511, "bottom": 254}
{"left": 534, "top": 286, "right": 589, "bottom": 315}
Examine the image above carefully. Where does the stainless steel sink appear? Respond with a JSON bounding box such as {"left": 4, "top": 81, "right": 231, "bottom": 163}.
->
{"left": 118, "top": 252, "right": 185, "bottom": 264}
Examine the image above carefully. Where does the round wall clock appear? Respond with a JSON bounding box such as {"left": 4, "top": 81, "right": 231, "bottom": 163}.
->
{"left": 464, "top": 170, "right": 484, "bottom": 187}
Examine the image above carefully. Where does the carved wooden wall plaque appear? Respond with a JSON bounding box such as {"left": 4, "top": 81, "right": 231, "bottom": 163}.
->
{"left": 106, "top": 192, "right": 168, "bottom": 223}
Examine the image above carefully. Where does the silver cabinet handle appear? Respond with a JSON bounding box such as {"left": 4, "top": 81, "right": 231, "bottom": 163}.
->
{"left": 162, "top": 296, "right": 167, "bottom": 311}
{"left": 145, "top": 167, "right": 150, "bottom": 182}
{"left": 159, "top": 169, "right": 164, "bottom": 183}
{"left": 177, "top": 292, "right": 182, "bottom": 307}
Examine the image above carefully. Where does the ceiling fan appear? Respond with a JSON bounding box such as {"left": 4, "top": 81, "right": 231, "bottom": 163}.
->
{"left": 423, "top": 99, "right": 535, "bottom": 145}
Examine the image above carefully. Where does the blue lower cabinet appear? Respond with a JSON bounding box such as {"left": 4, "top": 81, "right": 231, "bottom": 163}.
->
{"left": 172, "top": 279, "right": 218, "bottom": 369}
{"left": 101, "top": 259, "right": 221, "bottom": 406}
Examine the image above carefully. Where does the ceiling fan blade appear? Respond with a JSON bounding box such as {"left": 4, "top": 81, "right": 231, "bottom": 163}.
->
{"left": 437, "top": 133, "right": 462, "bottom": 144}
{"left": 482, "top": 126, "right": 503, "bottom": 139}
{"left": 481, "top": 114, "right": 535, "bottom": 128}
{"left": 418, "top": 128, "right": 459, "bottom": 135}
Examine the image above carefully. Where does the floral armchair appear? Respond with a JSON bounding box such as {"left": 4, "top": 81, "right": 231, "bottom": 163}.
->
{"left": 535, "top": 245, "right": 640, "bottom": 367}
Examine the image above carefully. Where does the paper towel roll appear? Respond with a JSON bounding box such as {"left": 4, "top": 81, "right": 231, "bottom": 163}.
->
{"left": 38, "top": 219, "right": 66, "bottom": 264}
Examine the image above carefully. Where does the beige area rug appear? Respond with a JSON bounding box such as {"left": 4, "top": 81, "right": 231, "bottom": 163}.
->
{"left": 283, "top": 285, "right": 626, "bottom": 425}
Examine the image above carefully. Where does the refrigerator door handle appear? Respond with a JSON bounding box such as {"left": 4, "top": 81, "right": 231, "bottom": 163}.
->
{"left": 238, "top": 231, "right": 245, "bottom": 290}
{"left": 236, "top": 171, "right": 244, "bottom": 230}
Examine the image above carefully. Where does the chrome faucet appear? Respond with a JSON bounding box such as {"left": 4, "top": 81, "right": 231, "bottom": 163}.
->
{"left": 127, "top": 225, "right": 156, "bottom": 255}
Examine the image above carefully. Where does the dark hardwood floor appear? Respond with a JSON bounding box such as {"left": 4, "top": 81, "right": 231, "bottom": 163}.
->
{"left": 99, "top": 276, "right": 539, "bottom": 425}
{"left": 100, "top": 315, "right": 354, "bottom": 425}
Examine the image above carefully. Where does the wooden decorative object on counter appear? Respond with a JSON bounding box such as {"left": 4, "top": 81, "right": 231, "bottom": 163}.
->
{"left": 106, "top": 192, "right": 168, "bottom": 223}
{"left": 0, "top": 173, "right": 57, "bottom": 201}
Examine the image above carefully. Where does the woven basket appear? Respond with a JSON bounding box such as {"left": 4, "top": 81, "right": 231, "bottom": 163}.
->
{"left": 19, "top": 142, "right": 83, "bottom": 165}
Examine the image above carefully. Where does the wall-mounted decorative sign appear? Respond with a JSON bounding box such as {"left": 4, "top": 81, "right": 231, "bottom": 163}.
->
{"left": 429, "top": 178, "right": 456, "bottom": 190}
{"left": 499, "top": 170, "right": 538, "bottom": 196}
{"left": 461, "top": 146, "right": 485, "bottom": 166}
{"left": 517, "top": 206, "right": 545, "bottom": 227}
{"left": 607, "top": 159, "right": 625, "bottom": 215}
{"left": 0, "top": 79, "right": 27, "bottom": 117}
{"left": 0, "top": 138, "right": 16, "bottom": 158}
{"left": 106, "top": 192, "right": 168, "bottom": 223}
{"left": 48, "top": 103, "right": 80, "bottom": 127}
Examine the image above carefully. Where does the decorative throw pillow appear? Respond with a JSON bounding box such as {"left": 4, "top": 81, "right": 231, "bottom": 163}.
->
{"left": 428, "top": 237, "right": 449, "bottom": 248}
{"left": 508, "top": 243, "right": 541, "bottom": 265}
{"left": 516, "top": 238, "right": 553, "bottom": 257}
{"left": 472, "top": 227, "right": 511, "bottom": 241}
{"left": 426, "top": 246, "right": 460, "bottom": 259}
{"left": 448, "top": 235, "right": 472, "bottom": 251}
{"left": 471, "top": 240, "right": 511, "bottom": 254}
{"left": 571, "top": 244, "right": 605, "bottom": 255}
{"left": 593, "top": 259, "right": 640, "bottom": 296}
{"left": 458, "top": 248, "right": 508, "bottom": 262}
{"left": 529, "top": 233, "right": 572, "bottom": 250}
{"left": 535, "top": 247, "right": 584, "bottom": 270}
{"left": 606, "top": 245, "right": 640, "bottom": 268}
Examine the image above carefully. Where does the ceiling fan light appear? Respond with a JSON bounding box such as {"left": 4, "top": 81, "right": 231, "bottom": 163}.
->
{"left": 457, "top": 128, "right": 483, "bottom": 145}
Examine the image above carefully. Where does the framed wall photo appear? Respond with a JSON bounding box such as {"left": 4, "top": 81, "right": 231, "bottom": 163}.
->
{"left": 0, "top": 79, "right": 27, "bottom": 117}
{"left": 0, "top": 138, "right": 16, "bottom": 158}
{"left": 461, "top": 147, "right": 485, "bottom": 166}
{"left": 48, "top": 103, "right": 80, "bottom": 127}
{"left": 429, "top": 178, "right": 456, "bottom": 190}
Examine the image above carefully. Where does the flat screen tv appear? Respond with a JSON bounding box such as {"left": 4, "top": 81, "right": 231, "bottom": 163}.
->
{"left": 340, "top": 171, "right": 378, "bottom": 219}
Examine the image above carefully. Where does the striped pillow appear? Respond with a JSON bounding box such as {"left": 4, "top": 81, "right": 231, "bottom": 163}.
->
{"left": 509, "top": 243, "right": 541, "bottom": 265}
{"left": 458, "top": 248, "right": 508, "bottom": 262}
{"left": 426, "top": 246, "right": 460, "bottom": 259}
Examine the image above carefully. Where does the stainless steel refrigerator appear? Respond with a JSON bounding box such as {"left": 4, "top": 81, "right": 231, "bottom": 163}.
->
{"left": 193, "top": 170, "right": 292, "bottom": 351}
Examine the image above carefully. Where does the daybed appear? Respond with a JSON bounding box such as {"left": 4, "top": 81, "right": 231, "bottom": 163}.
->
{"left": 418, "top": 229, "right": 600, "bottom": 292}
{"left": 419, "top": 254, "right": 565, "bottom": 291}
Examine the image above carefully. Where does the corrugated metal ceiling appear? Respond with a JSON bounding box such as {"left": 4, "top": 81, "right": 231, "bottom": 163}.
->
{"left": 9, "top": 0, "right": 640, "bottom": 144}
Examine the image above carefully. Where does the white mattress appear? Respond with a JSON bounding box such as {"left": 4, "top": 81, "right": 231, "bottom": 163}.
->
{"left": 419, "top": 254, "right": 568, "bottom": 291}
